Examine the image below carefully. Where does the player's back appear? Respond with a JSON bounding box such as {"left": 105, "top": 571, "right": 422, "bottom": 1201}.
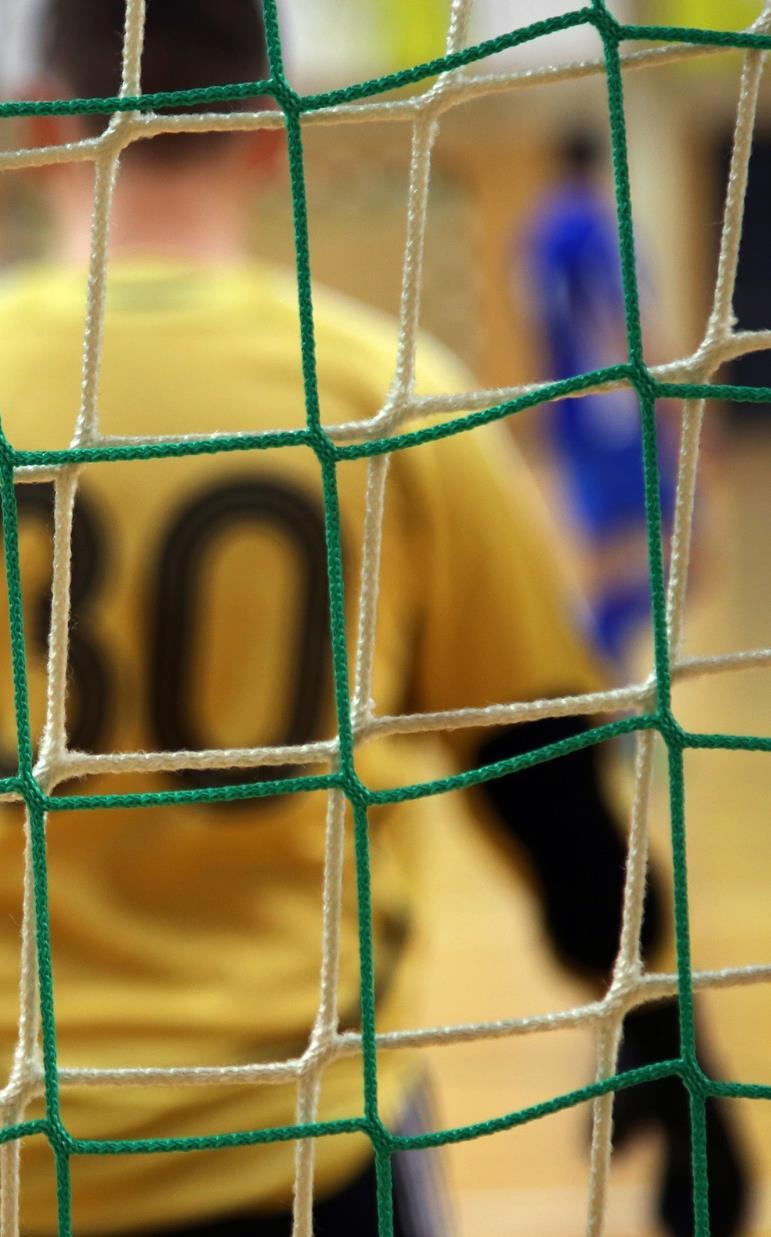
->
{"left": 1, "top": 259, "right": 371, "bottom": 767}
{"left": 0, "top": 257, "right": 445, "bottom": 1228}
{"left": 0, "top": 256, "right": 598, "bottom": 1231}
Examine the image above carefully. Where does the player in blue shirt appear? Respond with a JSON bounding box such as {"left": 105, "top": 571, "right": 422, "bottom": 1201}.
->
{"left": 526, "top": 132, "right": 676, "bottom": 664}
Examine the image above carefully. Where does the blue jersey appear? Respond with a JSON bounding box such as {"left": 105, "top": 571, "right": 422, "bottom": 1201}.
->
{"left": 527, "top": 181, "right": 674, "bottom": 540}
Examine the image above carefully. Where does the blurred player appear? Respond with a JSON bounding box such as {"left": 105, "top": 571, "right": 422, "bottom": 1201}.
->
{"left": 0, "top": 2, "right": 748, "bottom": 1234}
{"left": 524, "top": 131, "right": 678, "bottom": 666}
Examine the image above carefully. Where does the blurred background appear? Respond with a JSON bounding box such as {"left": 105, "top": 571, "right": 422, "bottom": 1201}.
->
{"left": 0, "top": 1, "right": 769, "bottom": 1233}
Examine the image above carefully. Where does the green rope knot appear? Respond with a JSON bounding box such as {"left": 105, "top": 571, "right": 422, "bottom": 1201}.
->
{"left": 367, "top": 1117, "right": 394, "bottom": 1156}
{"left": 19, "top": 771, "right": 47, "bottom": 813}
{"left": 47, "top": 1116, "right": 77, "bottom": 1157}
{"left": 630, "top": 363, "right": 658, "bottom": 404}
{"left": 344, "top": 771, "right": 370, "bottom": 812}
{"left": 589, "top": 2, "right": 623, "bottom": 45}
{"left": 657, "top": 710, "right": 687, "bottom": 750}
{"left": 271, "top": 79, "right": 302, "bottom": 116}
{"left": 311, "top": 428, "right": 338, "bottom": 467}
{"left": 681, "top": 1055, "right": 709, "bottom": 1100}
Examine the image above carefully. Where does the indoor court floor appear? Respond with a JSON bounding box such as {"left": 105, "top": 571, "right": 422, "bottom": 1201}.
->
{"left": 417, "top": 425, "right": 771, "bottom": 1236}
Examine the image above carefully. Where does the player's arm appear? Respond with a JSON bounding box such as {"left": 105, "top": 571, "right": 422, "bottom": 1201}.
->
{"left": 474, "top": 712, "right": 662, "bottom": 980}
{"left": 400, "top": 420, "right": 660, "bottom": 976}
{"left": 399, "top": 418, "right": 748, "bottom": 1235}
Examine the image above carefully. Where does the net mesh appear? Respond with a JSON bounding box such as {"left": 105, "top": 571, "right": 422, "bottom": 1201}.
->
{"left": 0, "top": 2, "right": 769, "bottom": 1234}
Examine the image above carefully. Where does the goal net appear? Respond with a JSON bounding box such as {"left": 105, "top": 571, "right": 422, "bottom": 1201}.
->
{"left": 0, "top": 2, "right": 770, "bottom": 1235}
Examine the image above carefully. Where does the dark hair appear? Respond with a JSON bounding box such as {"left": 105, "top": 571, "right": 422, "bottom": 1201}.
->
{"left": 558, "top": 131, "right": 602, "bottom": 178}
{"left": 43, "top": 0, "right": 269, "bottom": 163}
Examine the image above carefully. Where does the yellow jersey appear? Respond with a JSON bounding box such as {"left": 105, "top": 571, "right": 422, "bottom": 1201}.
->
{"left": 0, "top": 259, "right": 597, "bottom": 1233}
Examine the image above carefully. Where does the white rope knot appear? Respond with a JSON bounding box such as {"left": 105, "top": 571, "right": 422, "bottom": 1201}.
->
{"left": 0, "top": 1058, "right": 43, "bottom": 1111}
{"left": 606, "top": 967, "right": 642, "bottom": 1012}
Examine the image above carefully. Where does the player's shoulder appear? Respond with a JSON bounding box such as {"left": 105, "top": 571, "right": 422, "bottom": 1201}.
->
{"left": 254, "top": 264, "right": 474, "bottom": 432}
{"left": 305, "top": 276, "right": 471, "bottom": 401}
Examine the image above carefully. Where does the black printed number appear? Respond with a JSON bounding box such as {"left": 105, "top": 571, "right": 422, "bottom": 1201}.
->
{"left": 3, "top": 477, "right": 329, "bottom": 792}
{"left": 149, "top": 478, "right": 330, "bottom": 789}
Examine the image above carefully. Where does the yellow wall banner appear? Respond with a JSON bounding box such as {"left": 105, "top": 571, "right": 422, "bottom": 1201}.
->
{"left": 653, "top": 1, "right": 762, "bottom": 33}
{"left": 385, "top": 0, "right": 452, "bottom": 69}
